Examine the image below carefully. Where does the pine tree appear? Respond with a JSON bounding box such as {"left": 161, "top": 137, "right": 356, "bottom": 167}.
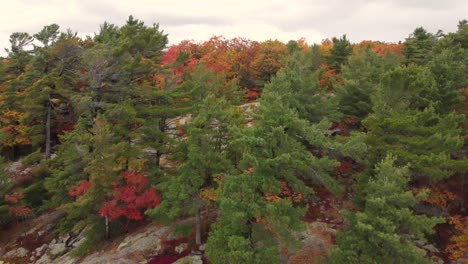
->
{"left": 330, "top": 155, "right": 443, "bottom": 264}
{"left": 0, "top": 33, "right": 34, "bottom": 159}
{"left": 337, "top": 47, "right": 399, "bottom": 120}
{"left": 326, "top": 35, "right": 352, "bottom": 73}
{"left": 402, "top": 27, "right": 438, "bottom": 66}
{"left": 363, "top": 65, "right": 465, "bottom": 180}
{"left": 206, "top": 55, "right": 343, "bottom": 263}
{"left": 22, "top": 24, "right": 81, "bottom": 159}
{"left": 146, "top": 65, "right": 242, "bottom": 245}
{"left": 277, "top": 51, "right": 341, "bottom": 123}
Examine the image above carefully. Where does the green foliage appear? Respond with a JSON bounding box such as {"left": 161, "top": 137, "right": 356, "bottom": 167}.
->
{"left": 326, "top": 35, "right": 352, "bottom": 73}
{"left": 330, "top": 155, "right": 444, "bottom": 264}
{"left": 274, "top": 51, "right": 341, "bottom": 123}
{"left": 427, "top": 46, "right": 467, "bottom": 114}
{"left": 364, "top": 65, "right": 465, "bottom": 180}
{"left": 403, "top": 27, "right": 438, "bottom": 66}
{"left": 337, "top": 48, "right": 399, "bottom": 119}
{"left": 206, "top": 54, "right": 342, "bottom": 263}
{"left": 0, "top": 15, "right": 466, "bottom": 263}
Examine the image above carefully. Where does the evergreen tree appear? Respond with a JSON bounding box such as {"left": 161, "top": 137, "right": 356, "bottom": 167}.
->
{"left": 326, "top": 35, "right": 352, "bottom": 73}
{"left": 402, "top": 27, "right": 438, "bottom": 66}
{"left": 363, "top": 65, "right": 465, "bottom": 180}
{"left": 330, "top": 155, "right": 443, "bottom": 264}
{"left": 337, "top": 48, "right": 399, "bottom": 120}
{"left": 277, "top": 51, "right": 341, "bottom": 123}
{"left": 22, "top": 24, "right": 81, "bottom": 159}
{"left": 206, "top": 56, "right": 343, "bottom": 263}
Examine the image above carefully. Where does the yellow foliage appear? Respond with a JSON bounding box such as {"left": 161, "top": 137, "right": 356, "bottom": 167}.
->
{"left": 199, "top": 187, "right": 219, "bottom": 202}
{"left": 447, "top": 215, "right": 468, "bottom": 260}
{"left": 243, "top": 167, "right": 256, "bottom": 174}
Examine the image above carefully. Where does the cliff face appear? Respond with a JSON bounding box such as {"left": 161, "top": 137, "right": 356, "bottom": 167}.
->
{"left": 0, "top": 210, "right": 340, "bottom": 264}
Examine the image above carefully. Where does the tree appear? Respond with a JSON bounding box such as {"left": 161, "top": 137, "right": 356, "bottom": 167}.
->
{"left": 326, "top": 35, "right": 352, "bottom": 73}
{"left": 330, "top": 155, "right": 443, "bottom": 264}
{"left": 402, "top": 27, "right": 437, "bottom": 66}
{"left": 337, "top": 47, "right": 399, "bottom": 120}
{"left": 22, "top": 24, "right": 81, "bottom": 159}
{"left": 363, "top": 65, "right": 465, "bottom": 180}
{"left": 205, "top": 56, "right": 344, "bottom": 263}
{"left": 100, "top": 171, "right": 160, "bottom": 235}
{"left": 252, "top": 40, "right": 288, "bottom": 86}
{"left": 147, "top": 66, "right": 242, "bottom": 247}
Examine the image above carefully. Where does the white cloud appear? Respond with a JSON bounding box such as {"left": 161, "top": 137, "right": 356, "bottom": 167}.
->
{"left": 0, "top": 0, "right": 466, "bottom": 56}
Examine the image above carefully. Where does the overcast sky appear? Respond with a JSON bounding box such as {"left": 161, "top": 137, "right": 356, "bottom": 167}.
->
{"left": 1, "top": 0, "right": 467, "bottom": 56}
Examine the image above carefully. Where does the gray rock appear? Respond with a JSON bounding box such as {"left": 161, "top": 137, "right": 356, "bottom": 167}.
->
{"left": 49, "top": 243, "right": 67, "bottom": 256}
{"left": 173, "top": 255, "right": 203, "bottom": 264}
{"left": 35, "top": 253, "right": 51, "bottom": 264}
{"left": 414, "top": 239, "right": 425, "bottom": 247}
{"left": 36, "top": 243, "right": 49, "bottom": 254}
{"left": 422, "top": 244, "right": 439, "bottom": 253}
{"left": 175, "top": 243, "right": 188, "bottom": 254}
{"left": 116, "top": 225, "right": 169, "bottom": 256}
{"left": 4, "top": 247, "right": 29, "bottom": 258}
{"left": 199, "top": 244, "right": 206, "bottom": 251}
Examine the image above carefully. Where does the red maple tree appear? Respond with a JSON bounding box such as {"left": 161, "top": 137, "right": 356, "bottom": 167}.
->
{"left": 99, "top": 172, "right": 160, "bottom": 221}
{"left": 4, "top": 191, "right": 31, "bottom": 220}
{"left": 68, "top": 180, "right": 92, "bottom": 197}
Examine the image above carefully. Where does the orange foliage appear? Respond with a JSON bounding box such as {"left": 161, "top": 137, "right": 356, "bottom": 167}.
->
{"left": 319, "top": 39, "right": 333, "bottom": 55}
{"left": 252, "top": 40, "right": 287, "bottom": 82}
{"left": 162, "top": 37, "right": 263, "bottom": 89}
{"left": 422, "top": 188, "right": 458, "bottom": 209}
{"left": 296, "top": 37, "right": 310, "bottom": 53}
{"left": 318, "top": 64, "right": 341, "bottom": 92}
{"left": 446, "top": 215, "right": 468, "bottom": 261}
{"left": 354, "top": 40, "right": 403, "bottom": 57}
{"left": 243, "top": 167, "right": 256, "bottom": 174}
{"left": 264, "top": 181, "right": 304, "bottom": 203}
{"left": 0, "top": 110, "right": 31, "bottom": 146}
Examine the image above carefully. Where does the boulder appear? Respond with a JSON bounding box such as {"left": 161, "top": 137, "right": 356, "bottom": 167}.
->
{"left": 175, "top": 243, "right": 189, "bottom": 254}
{"left": 422, "top": 244, "right": 439, "bottom": 254}
{"left": 4, "top": 247, "right": 29, "bottom": 258}
{"left": 49, "top": 242, "right": 67, "bottom": 256}
{"left": 173, "top": 255, "right": 203, "bottom": 264}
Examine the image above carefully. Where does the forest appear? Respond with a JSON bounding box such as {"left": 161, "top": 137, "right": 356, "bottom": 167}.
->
{"left": 0, "top": 16, "right": 467, "bottom": 264}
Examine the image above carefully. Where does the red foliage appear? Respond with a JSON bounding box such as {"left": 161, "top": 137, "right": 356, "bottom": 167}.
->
{"left": 68, "top": 180, "right": 92, "bottom": 197}
{"left": 162, "top": 37, "right": 278, "bottom": 90}
{"left": 244, "top": 87, "right": 261, "bottom": 102}
{"left": 4, "top": 191, "right": 31, "bottom": 219}
{"left": 330, "top": 117, "right": 359, "bottom": 136}
{"left": 335, "top": 158, "right": 354, "bottom": 174}
{"left": 99, "top": 172, "right": 160, "bottom": 221}
{"left": 4, "top": 191, "right": 24, "bottom": 204}
{"left": 8, "top": 205, "right": 31, "bottom": 218}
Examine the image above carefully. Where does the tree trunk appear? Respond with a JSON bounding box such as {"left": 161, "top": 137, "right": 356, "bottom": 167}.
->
{"left": 105, "top": 216, "right": 110, "bottom": 239}
{"left": 155, "top": 116, "right": 166, "bottom": 168}
{"left": 195, "top": 206, "right": 202, "bottom": 246}
{"left": 45, "top": 100, "right": 52, "bottom": 159}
